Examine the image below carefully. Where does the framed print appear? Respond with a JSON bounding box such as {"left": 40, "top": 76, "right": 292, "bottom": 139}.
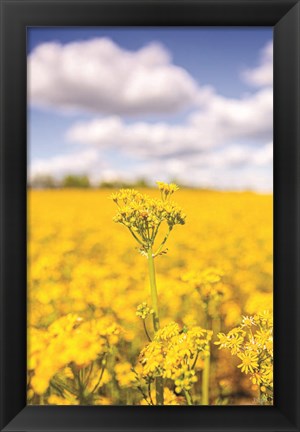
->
{"left": 0, "top": 0, "right": 299, "bottom": 431}
{"left": 26, "top": 25, "right": 276, "bottom": 409}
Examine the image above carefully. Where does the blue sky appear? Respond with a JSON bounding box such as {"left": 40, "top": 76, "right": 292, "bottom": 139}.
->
{"left": 28, "top": 27, "right": 273, "bottom": 191}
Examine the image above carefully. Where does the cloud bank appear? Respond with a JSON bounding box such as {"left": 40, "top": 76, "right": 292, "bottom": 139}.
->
{"left": 29, "top": 38, "right": 273, "bottom": 192}
{"left": 28, "top": 38, "right": 201, "bottom": 115}
{"left": 66, "top": 87, "right": 272, "bottom": 155}
{"left": 242, "top": 41, "right": 273, "bottom": 87}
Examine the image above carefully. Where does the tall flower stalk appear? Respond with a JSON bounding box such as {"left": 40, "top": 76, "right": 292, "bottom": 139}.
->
{"left": 147, "top": 248, "right": 160, "bottom": 332}
{"left": 147, "top": 247, "right": 163, "bottom": 404}
{"left": 202, "top": 352, "right": 210, "bottom": 405}
{"left": 111, "top": 182, "right": 186, "bottom": 405}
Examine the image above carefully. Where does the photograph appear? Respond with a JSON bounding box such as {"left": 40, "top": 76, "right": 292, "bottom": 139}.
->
{"left": 27, "top": 27, "right": 273, "bottom": 406}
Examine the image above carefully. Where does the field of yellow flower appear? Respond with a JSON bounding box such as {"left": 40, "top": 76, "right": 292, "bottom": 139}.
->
{"left": 27, "top": 187, "right": 273, "bottom": 405}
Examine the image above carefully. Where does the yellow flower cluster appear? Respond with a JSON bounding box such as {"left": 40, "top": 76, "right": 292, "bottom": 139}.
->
{"left": 28, "top": 188, "right": 272, "bottom": 404}
{"left": 183, "top": 267, "right": 231, "bottom": 321}
{"left": 114, "top": 362, "right": 136, "bottom": 387}
{"left": 136, "top": 302, "right": 153, "bottom": 320}
{"left": 28, "top": 313, "right": 121, "bottom": 398}
{"left": 111, "top": 183, "right": 185, "bottom": 253}
{"left": 215, "top": 311, "right": 273, "bottom": 403}
{"left": 139, "top": 321, "right": 212, "bottom": 394}
{"left": 156, "top": 181, "right": 179, "bottom": 200}
{"left": 48, "top": 393, "right": 78, "bottom": 405}
{"left": 140, "top": 387, "right": 181, "bottom": 405}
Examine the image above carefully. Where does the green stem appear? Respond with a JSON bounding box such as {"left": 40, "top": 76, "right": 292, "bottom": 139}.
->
{"left": 51, "top": 377, "right": 77, "bottom": 396}
{"left": 155, "top": 376, "right": 164, "bottom": 406}
{"left": 153, "top": 227, "right": 172, "bottom": 257}
{"left": 147, "top": 247, "right": 164, "bottom": 405}
{"left": 147, "top": 248, "right": 160, "bottom": 332}
{"left": 258, "top": 386, "right": 262, "bottom": 405}
{"left": 91, "top": 354, "right": 107, "bottom": 394}
{"left": 202, "top": 351, "right": 210, "bottom": 405}
{"left": 75, "top": 370, "right": 88, "bottom": 405}
{"left": 84, "top": 362, "right": 94, "bottom": 387}
{"left": 137, "top": 385, "right": 151, "bottom": 405}
{"left": 212, "top": 316, "right": 221, "bottom": 340}
{"left": 143, "top": 320, "right": 152, "bottom": 342}
{"left": 128, "top": 227, "right": 144, "bottom": 245}
{"left": 184, "top": 390, "right": 193, "bottom": 405}
{"left": 91, "top": 364, "right": 106, "bottom": 394}
{"left": 192, "top": 352, "right": 199, "bottom": 370}
{"left": 151, "top": 221, "right": 162, "bottom": 242}
{"left": 148, "top": 382, "right": 154, "bottom": 406}
{"left": 50, "top": 381, "right": 64, "bottom": 398}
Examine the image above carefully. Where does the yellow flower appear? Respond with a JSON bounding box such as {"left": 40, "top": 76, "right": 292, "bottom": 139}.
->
{"left": 173, "top": 366, "right": 197, "bottom": 393}
{"left": 241, "top": 316, "right": 256, "bottom": 327}
{"left": 139, "top": 321, "right": 211, "bottom": 393}
{"left": 250, "top": 372, "right": 262, "bottom": 385}
{"left": 111, "top": 183, "right": 185, "bottom": 253}
{"left": 114, "top": 362, "right": 136, "bottom": 387}
{"left": 237, "top": 352, "right": 259, "bottom": 374}
{"left": 136, "top": 302, "right": 153, "bottom": 320}
{"left": 227, "top": 334, "right": 244, "bottom": 355}
{"left": 255, "top": 329, "right": 271, "bottom": 348}
{"left": 214, "top": 333, "right": 229, "bottom": 349}
{"left": 156, "top": 181, "right": 179, "bottom": 199}
{"left": 156, "top": 322, "right": 180, "bottom": 341}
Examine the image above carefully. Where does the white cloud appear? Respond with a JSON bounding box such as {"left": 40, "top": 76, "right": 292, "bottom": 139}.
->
{"left": 99, "top": 145, "right": 273, "bottom": 192}
{"left": 29, "top": 142, "right": 273, "bottom": 191}
{"left": 28, "top": 38, "right": 200, "bottom": 115}
{"left": 66, "top": 87, "right": 272, "bottom": 158}
{"left": 30, "top": 149, "right": 100, "bottom": 179}
{"left": 242, "top": 40, "right": 273, "bottom": 87}
{"left": 252, "top": 142, "right": 273, "bottom": 166}
{"left": 190, "top": 87, "right": 272, "bottom": 142}
{"left": 60, "top": 84, "right": 272, "bottom": 191}
{"left": 29, "top": 38, "right": 273, "bottom": 191}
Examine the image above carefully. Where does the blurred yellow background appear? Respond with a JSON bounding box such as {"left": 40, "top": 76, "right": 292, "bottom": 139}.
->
{"left": 27, "top": 189, "right": 272, "bottom": 405}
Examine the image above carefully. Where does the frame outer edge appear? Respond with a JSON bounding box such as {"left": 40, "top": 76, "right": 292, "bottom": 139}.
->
{"left": 274, "top": 1, "right": 300, "bottom": 428}
{"left": 1, "top": 0, "right": 300, "bottom": 431}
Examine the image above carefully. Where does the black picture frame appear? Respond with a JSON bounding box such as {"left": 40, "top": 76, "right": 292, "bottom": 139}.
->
{"left": 1, "top": 0, "right": 299, "bottom": 431}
